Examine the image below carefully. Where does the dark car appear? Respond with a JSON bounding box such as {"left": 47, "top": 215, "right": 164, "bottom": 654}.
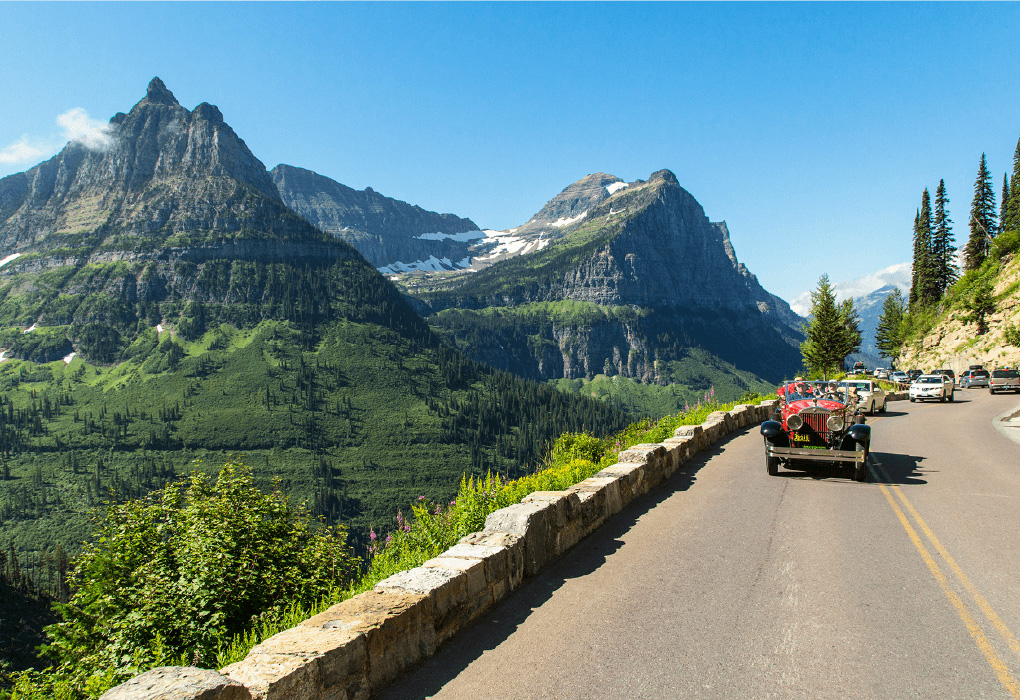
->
{"left": 932, "top": 368, "right": 957, "bottom": 385}
{"left": 906, "top": 369, "right": 922, "bottom": 381}
{"left": 761, "top": 381, "right": 871, "bottom": 482}
{"left": 989, "top": 368, "right": 1020, "bottom": 394}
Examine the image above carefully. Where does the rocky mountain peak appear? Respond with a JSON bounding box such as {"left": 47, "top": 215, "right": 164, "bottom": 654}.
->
{"left": 143, "top": 77, "right": 179, "bottom": 106}
{"left": 192, "top": 102, "right": 224, "bottom": 124}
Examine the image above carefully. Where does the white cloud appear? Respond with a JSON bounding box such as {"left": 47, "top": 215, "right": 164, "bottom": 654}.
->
{"left": 789, "top": 262, "right": 912, "bottom": 316}
{"left": 57, "top": 108, "right": 113, "bottom": 150}
{"left": 0, "top": 136, "right": 46, "bottom": 164}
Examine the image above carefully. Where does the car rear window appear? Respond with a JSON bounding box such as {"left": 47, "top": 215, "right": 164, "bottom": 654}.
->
{"left": 992, "top": 369, "right": 1019, "bottom": 379}
{"left": 974, "top": 371, "right": 989, "bottom": 378}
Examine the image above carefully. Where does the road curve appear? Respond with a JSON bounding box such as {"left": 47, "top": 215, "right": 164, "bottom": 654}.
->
{"left": 380, "top": 391, "right": 1020, "bottom": 700}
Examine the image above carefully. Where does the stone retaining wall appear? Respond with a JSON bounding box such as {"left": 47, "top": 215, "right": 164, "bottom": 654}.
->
{"left": 100, "top": 400, "right": 788, "bottom": 700}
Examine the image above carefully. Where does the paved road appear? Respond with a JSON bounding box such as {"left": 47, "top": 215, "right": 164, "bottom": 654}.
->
{"left": 380, "top": 391, "right": 1020, "bottom": 700}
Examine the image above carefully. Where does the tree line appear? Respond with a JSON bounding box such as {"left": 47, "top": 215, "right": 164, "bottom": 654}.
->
{"left": 875, "top": 135, "right": 1020, "bottom": 359}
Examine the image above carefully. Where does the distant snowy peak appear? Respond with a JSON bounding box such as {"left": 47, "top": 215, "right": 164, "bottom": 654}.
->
{"left": 789, "top": 262, "right": 911, "bottom": 315}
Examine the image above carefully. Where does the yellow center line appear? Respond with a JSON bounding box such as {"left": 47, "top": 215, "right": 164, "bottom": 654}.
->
{"left": 872, "top": 468, "right": 1020, "bottom": 698}
{"left": 873, "top": 461, "right": 1020, "bottom": 665}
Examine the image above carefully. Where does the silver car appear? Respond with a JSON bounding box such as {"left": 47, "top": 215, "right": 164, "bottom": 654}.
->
{"left": 960, "top": 369, "right": 990, "bottom": 388}
{"left": 838, "top": 379, "right": 888, "bottom": 414}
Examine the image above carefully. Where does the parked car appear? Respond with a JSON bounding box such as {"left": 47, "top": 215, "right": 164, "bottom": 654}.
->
{"left": 889, "top": 371, "right": 910, "bottom": 384}
{"left": 906, "top": 369, "right": 923, "bottom": 381}
{"left": 989, "top": 368, "right": 1020, "bottom": 394}
{"left": 960, "top": 369, "right": 990, "bottom": 388}
{"left": 761, "top": 381, "right": 870, "bottom": 481}
{"left": 932, "top": 368, "right": 957, "bottom": 385}
{"left": 850, "top": 361, "right": 867, "bottom": 376}
{"left": 910, "top": 374, "right": 955, "bottom": 402}
{"left": 874, "top": 368, "right": 890, "bottom": 379}
{"left": 838, "top": 379, "right": 888, "bottom": 415}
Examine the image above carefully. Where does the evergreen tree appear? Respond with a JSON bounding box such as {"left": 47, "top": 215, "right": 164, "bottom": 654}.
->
{"left": 909, "top": 209, "right": 921, "bottom": 306}
{"left": 917, "top": 188, "right": 939, "bottom": 304}
{"left": 875, "top": 289, "right": 906, "bottom": 360}
{"left": 931, "top": 179, "right": 957, "bottom": 298}
{"left": 1008, "top": 136, "right": 1020, "bottom": 234}
{"left": 1000, "top": 172, "right": 1010, "bottom": 234}
{"left": 800, "top": 275, "right": 861, "bottom": 379}
{"left": 966, "top": 153, "right": 997, "bottom": 270}
{"left": 963, "top": 280, "right": 996, "bottom": 335}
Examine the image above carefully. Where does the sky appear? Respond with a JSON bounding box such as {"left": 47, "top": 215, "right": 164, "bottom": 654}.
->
{"left": 1, "top": 2, "right": 1019, "bottom": 302}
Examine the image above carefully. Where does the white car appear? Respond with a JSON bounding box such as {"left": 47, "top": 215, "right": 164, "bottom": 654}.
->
{"left": 909, "top": 374, "right": 955, "bottom": 402}
{"left": 889, "top": 371, "right": 910, "bottom": 384}
{"left": 839, "top": 379, "right": 887, "bottom": 414}
{"left": 874, "top": 368, "right": 890, "bottom": 379}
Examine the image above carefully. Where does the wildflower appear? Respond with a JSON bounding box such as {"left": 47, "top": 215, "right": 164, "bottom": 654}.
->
{"left": 386, "top": 533, "right": 393, "bottom": 545}
{"left": 434, "top": 504, "right": 442, "bottom": 515}
{"left": 396, "top": 510, "right": 403, "bottom": 525}
{"left": 418, "top": 495, "right": 425, "bottom": 501}
{"left": 404, "top": 523, "right": 411, "bottom": 532}
{"left": 450, "top": 500, "right": 456, "bottom": 506}
{"left": 369, "top": 529, "right": 377, "bottom": 541}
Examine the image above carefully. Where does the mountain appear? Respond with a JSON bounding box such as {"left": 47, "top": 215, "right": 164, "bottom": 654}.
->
{"left": 0, "top": 78, "right": 631, "bottom": 616}
{"left": 271, "top": 164, "right": 485, "bottom": 274}
{"left": 791, "top": 262, "right": 911, "bottom": 369}
{"left": 410, "top": 169, "right": 804, "bottom": 391}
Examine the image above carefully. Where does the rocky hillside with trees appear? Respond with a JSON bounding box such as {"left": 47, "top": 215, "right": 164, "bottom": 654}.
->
{"left": 878, "top": 136, "right": 1020, "bottom": 372}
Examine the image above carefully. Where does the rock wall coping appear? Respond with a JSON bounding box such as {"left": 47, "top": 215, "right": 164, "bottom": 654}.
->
{"left": 101, "top": 400, "right": 781, "bottom": 700}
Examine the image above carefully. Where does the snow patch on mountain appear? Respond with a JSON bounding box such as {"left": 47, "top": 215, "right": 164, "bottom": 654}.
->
{"left": 0, "top": 253, "right": 21, "bottom": 268}
{"left": 415, "top": 231, "right": 487, "bottom": 242}
{"left": 606, "top": 181, "right": 628, "bottom": 195}
{"left": 550, "top": 211, "right": 587, "bottom": 228}
{"left": 378, "top": 255, "right": 468, "bottom": 274}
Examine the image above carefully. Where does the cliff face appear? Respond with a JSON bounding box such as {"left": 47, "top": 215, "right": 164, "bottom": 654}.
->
{"left": 0, "top": 78, "right": 412, "bottom": 362}
{"left": 898, "top": 253, "right": 1020, "bottom": 373}
{"left": 421, "top": 170, "right": 803, "bottom": 383}
{"left": 271, "top": 164, "right": 482, "bottom": 273}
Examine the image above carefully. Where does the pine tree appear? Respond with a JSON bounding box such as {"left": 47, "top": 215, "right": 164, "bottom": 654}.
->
{"left": 917, "top": 188, "right": 939, "bottom": 304}
{"left": 1000, "top": 172, "right": 1010, "bottom": 234}
{"left": 875, "top": 289, "right": 906, "bottom": 360}
{"left": 800, "top": 275, "right": 861, "bottom": 379}
{"left": 1008, "top": 136, "right": 1020, "bottom": 234}
{"left": 966, "top": 153, "right": 997, "bottom": 270}
{"left": 909, "top": 209, "right": 921, "bottom": 306}
{"left": 931, "top": 179, "right": 957, "bottom": 298}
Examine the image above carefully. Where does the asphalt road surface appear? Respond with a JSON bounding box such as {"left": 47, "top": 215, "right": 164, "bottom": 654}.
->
{"left": 380, "top": 390, "right": 1020, "bottom": 700}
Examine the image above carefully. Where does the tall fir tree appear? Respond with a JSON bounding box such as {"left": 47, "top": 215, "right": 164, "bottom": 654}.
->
{"left": 910, "top": 189, "right": 938, "bottom": 306}
{"left": 1007, "top": 136, "right": 1020, "bottom": 234}
{"left": 800, "top": 274, "right": 861, "bottom": 379}
{"left": 932, "top": 179, "right": 957, "bottom": 298}
{"left": 966, "top": 153, "right": 997, "bottom": 270}
{"left": 909, "top": 209, "right": 921, "bottom": 306}
{"left": 1000, "top": 172, "right": 1010, "bottom": 234}
{"left": 874, "top": 289, "right": 906, "bottom": 360}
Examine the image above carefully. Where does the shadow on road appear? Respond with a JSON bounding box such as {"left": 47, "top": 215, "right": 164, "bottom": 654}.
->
{"left": 376, "top": 428, "right": 746, "bottom": 699}
{"left": 871, "top": 451, "right": 928, "bottom": 485}
{"left": 771, "top": 451, "right": 927, "bottom": 485}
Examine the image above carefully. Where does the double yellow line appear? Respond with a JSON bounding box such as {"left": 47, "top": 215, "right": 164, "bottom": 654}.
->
{"left": 871, "top": 460, "right": 1020, "bottom": 697}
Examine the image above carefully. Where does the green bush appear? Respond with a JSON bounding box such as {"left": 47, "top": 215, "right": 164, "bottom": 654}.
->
{"left": 12, "top": 463, "right": 360, "bottom": 699}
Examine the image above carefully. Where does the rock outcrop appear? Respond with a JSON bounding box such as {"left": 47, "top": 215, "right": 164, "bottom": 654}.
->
{"left": 898, "top": 253, "right": 1020, "bottom": 372}
{"left": 271, "top": 164, "right": 482, "bottom": 273}
{"left": 422, "top": 170, "right": 804, "bottom": 383}
{"left": 0, "top": 78, "right": 408, "bottom": 362}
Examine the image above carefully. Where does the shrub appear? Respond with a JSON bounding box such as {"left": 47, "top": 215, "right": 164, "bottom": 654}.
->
{"left": 15, "top": 463, "right": 359, "bottom": 699}
{"left": 1004, "top": 323, "right": 1020, "bottom": 348}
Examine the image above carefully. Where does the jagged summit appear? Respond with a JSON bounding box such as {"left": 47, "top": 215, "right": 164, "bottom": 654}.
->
{"left": 143, "top": 76, "right": 179, "bottom": 106}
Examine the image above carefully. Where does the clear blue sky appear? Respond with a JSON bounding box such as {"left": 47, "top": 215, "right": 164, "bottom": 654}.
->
{"left": 2, "top": 2, "right": 1018, "bottom": 301}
